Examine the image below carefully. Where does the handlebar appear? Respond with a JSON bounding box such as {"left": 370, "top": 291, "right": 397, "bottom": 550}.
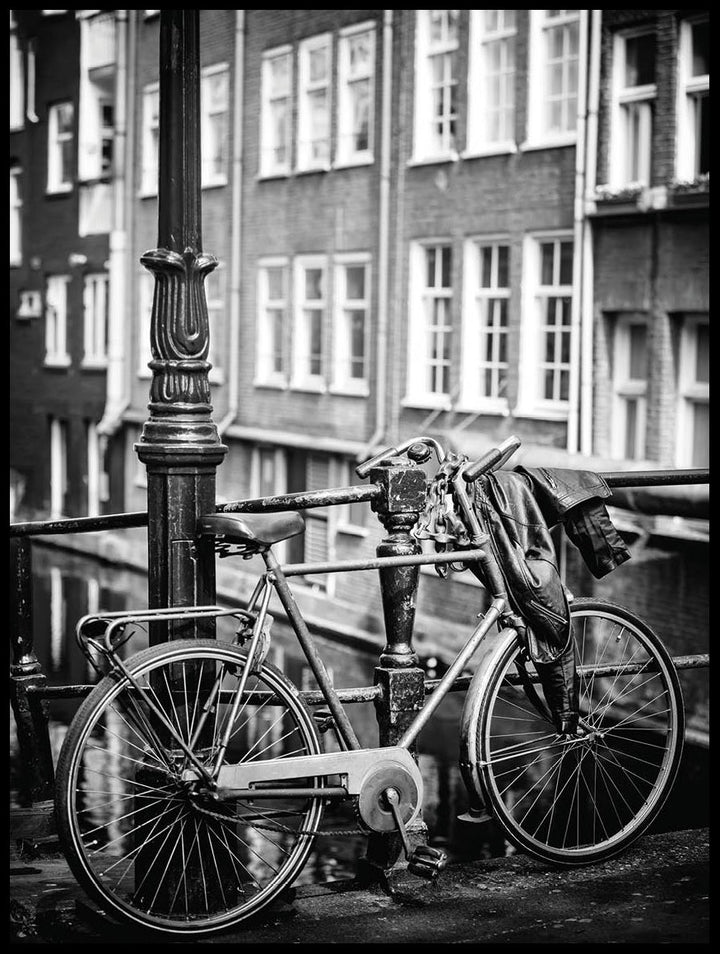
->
{"left": 462, "top": 435, "right": 521, "bottom": 483}
{"left": 356, "top": 434, "right": 521, "bottom": 482}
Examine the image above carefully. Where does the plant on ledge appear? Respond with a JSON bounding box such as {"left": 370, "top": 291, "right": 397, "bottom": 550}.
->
{"left": 670, "top": 173, "right": 709, "bottom": 193}
{"left": 593, "top": 182, "right": 644, "bottom": 202}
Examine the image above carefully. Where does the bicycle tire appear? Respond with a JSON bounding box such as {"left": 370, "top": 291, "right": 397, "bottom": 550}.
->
{"left": 476, "top": 599, "right": 684, "bottom": 865}
{"left": 55, "top": 639, "right": 324, "bottom": 936}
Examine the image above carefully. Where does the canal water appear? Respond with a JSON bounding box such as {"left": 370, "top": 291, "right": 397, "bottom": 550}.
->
{"left": 10, "top": 543, "right": 708, "bottom": 885}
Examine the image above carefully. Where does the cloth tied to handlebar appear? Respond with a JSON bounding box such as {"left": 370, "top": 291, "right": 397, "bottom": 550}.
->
{"left": 469, "top": 470, "right": 580, "bottom": 734}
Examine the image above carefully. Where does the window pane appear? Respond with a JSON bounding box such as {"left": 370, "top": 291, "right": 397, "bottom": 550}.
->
{"left": 426, "top": 247, "right": 436, "bottom": 287}
{"left": 441, "top": 246, "right": 452, "bottom": 287}
{"left": 625, "top": 33, "right": 655, "bottom": 87}
{"left": 480, "top": 247, "right": 493, "bottom": 287}
{"left": 697, "top": 93, "right": 709, "bottom": 176}
{"left": 545, "top": 331, "right": 555, "bottom": 363}
{"left": 267, "top": 267, "right": 284, "bottom": 300}
{"left": 691, "top": 21, "right": 709, "bottom": 77}
{"left": 560, "top": 296, "right": 572, "bottom": 326}
{"left": 540, "top": 243, "right": 554, "bottom": 285}
{"left": 497, "top": 245, "right": 509, "bottom": 287}
{"left": 560, "top": 329, "right": 570, "bottom": 363}
{"left": 498, "top": 298, "right": 508, "bottom": 326}
{"left": 559, "top": 369, "right": 569, "bottom": 401}
{"left": 309, "top": 46, "right": 328, "bottom": 83}
{"left": 691, "top": 402, "right": 709, "bottom": 467}
{"left": 345, "top": 265, "right": 365, "bottom": 300}
{"left": 559, "top": 241, "right": 573, "bottom": 284}
{"left": 628, "top": 324, "right": 648, "bottom": 380}
{"left": 695, "top": 323, "right": 709, "bottom": 383}
{"left": 625, "top": 399, "right": 638, "bottom": 458}
{"left": 305, "top": 268, "right": 323, "bottom": 300}
{"left": 544, "top": 369, "right": 555, "bottom": 400}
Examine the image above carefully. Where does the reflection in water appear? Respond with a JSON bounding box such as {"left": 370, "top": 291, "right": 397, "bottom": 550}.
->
{"left": 10, "top": 544, "right": 708, "bottom": 889}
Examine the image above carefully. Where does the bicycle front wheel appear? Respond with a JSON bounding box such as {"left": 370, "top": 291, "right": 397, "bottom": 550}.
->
{"left": 55, "top": 639, "right": 324, "bottom": 936}
{"left": 477, "top": 599, "right": 684, "bottom": 865}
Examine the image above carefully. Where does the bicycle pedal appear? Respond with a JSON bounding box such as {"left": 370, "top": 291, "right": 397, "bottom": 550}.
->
{"left": 457, "top": 808, "right": 492, "bottom": 824}
{"left": 407, "top": 845, "right": 448, "bottom": 883}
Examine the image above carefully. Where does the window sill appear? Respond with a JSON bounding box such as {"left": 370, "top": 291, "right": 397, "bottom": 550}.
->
{"left": 294, "top": 164, "right": 332, "bottom": 176}
{"left": 45, "top": 185, "right": 73, "bottom": 196}
{"left": 257, "top": 170, "right": 291, "bottom": 182}
{"left": 290, "top": 380, "right": 327, "bottom": 394}
{"left": 138, "top": 189, "right": 158, "bottom": 200}
{"left": 202, "top": 178, "right": 228, "bottom": 191}
{"left": 407, "top": 153, "right": 459, "bottom": 168}
{"left": 10, "top": 259, "right": 22, "bottom": 269}
{"left": 519, "top": 134, "right": 577, "bottom": 152}
{"left": 454, "top": 400, "right": 510, "bottom": 417}
{"left": 253, "top": 377, "right": 288, "bottom": 390}
{"left": 332, "top": 155, "right": 374, "bottom": 170}
{"left": 460, "top": 143, "right": 517, "bottom": 160}
{"left": 136, "top": 368, "right": 152, "bottom": 379}
{"left": 512, "top": 405, "right": 569, "bottom": 422}
{"left": 328, "top": 384, "right": 370, "bottom": 398}
{"left": 337, "top": 523, "right": 370, "bottom": 538}
{"left": 81, "top": 359, "right": 108, "bottom": 371}
{"left": 10, "top": 123, "right": 24, "bottom": 133}
{"left": 401, "top": 395, "right": 453, "bottom": 412}
{"left": 44, "top": 356, "right": 71, "bottom": 369}
{"left": 209, "top": 368, "right": 224, "bottom": 384}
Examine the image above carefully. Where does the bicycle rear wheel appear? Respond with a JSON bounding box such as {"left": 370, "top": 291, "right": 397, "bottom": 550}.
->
{"left": 477, "top": 599, "right": 684, "bottom": 865}
{"left": 55, "top": 639, "right": 324, "bottom": 936}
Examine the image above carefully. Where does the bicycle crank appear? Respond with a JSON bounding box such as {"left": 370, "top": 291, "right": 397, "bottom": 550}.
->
{"left": 382, "top": 787, "right": 448, "bottom": 883}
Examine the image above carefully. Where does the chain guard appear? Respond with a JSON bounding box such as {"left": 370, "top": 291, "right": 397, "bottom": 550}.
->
{"left": 356, "top": 762, "right": 420, "bottom": 833}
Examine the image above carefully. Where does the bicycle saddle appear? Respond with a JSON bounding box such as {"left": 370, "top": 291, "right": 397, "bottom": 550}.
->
{"left": 197, "top": 512, "right": 305, "bottom": 548}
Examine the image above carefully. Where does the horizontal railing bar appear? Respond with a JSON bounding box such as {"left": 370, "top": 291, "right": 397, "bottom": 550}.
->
{"left": 9, "top": 471, "right": 709, "bottom": 537}
{"left": 27, "top": 653, "right": 709, "bottom": 701}
{"left": 276, "top": 548, "right": 488, "bottom": 578}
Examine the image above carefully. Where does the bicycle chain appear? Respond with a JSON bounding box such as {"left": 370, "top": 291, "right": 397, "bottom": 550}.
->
{"left": 190, "top": 798, "right": 367, "bottom": 838}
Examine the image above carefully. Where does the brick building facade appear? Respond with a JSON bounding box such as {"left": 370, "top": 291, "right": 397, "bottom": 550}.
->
{"left": 9, "top": 10, "right": 708, "bottom": 662}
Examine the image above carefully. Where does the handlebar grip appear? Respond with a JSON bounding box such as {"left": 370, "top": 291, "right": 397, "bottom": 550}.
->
{"left": 356, "top": 445, "right": 399, "bottom": 479}
{"left": 463, "top": 435, "right": 521, "bottom": 483}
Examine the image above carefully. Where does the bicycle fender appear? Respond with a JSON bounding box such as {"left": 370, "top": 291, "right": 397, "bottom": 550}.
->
{"left": 458, "top": 627, "right": 520, "bottom": 812}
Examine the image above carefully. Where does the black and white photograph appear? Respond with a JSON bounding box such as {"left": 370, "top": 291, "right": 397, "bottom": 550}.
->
{"left": 10, "top": 9, "right": 709, "bottom": 945}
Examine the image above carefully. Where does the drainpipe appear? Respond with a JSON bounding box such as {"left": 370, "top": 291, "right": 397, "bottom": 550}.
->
{"left": 362, "top": 9, "right": 393, "bottom": 458}
{"left": 218, "top": 10, "right": 245, "bottom": 437}
{"left": 98, "top": 9, "right": 134, "bottom": 442}
{"left": 580, "top": 11, "right": 602, "bottom": 456}
{"left": 567, "top": 9, "right": 590, "bottom": 455}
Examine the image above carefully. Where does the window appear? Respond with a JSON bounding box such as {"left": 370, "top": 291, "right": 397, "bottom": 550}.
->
{"left": 297, "top": 34, "right": 331, "bottom": 171}
{"left": 10, "top": 25, "right": 24, "bottom": 130}
{"left": 609, "top": 28, "right": 656, "bottom": 187}
{"left": 86, "top": 420, "right": 101, "bottom": 517}
{"left": 260, "top": 47, "right": 292, "bottom": 177}
{"left": 49, "top": 417, "right": 69, "bottom": 518}
{"left": 45, "top": 275, "right": 71, "bottom": 366}
{"left": 467, "top": 10, "right": 517, "bottom": 153}
{"left": 10, "top": 164, "right": 22, "bottom": 266}
{"left": 292, "top": 256, "right": 327, "bottom": 390}
{"left": 677, "top": 316, "right": 709, "bottom": 468}
{"left": 337, "top": 23, "right": 375, "bottom": 165}
{"left": 201, "top": 64, "right": 229, "bottom": 187}
{"left": 519, "top": 234, "right": 573, "bottom": 414}
{"left": 406, "top": 243, "right": 453, "bottom": 405}
{"left": 204, "top": 261, "right": 224, "bottom": 382}
{"left": 612, "top": 316, "right": 648, "bottom": 460}
{"left": 137, "top": 269, "right": 153, "bottom": 377}
{"left": 47, "top": 101, "right": 74, "bottom": 193}
{"left": 78, "top": 17, "right": 115, "bottom": 185}
{"left": 414, "top": 9, "right": 460, "bottom": 160}
{"left": 527, "top": 10, "right": 580, "bottom": 146}
{"left": 676, "top": 16, "right": 709, "bottom": 181}
{"left": 26, "top": 38, "right": 38, "bottom": 123}
{"left": 461, "top": 239, "right": 510, "bottom": 410}
{"left": 141, "top": 83, "right": 159, "bottom": 195}
{"left": 256, "top": 258, "right": 288, "bottom": 386}
{"left": 338, "top": 459, "right": 369, "bottom": 534}
{"left": 332, "top": 257, "right": 370, "bottom": 394}
{"left": 82, "top": 274, "right": 108, "bottom": 367}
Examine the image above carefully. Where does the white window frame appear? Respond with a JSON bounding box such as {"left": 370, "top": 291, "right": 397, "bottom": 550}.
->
{"left": 466, "top": 10, "right": 517, "bottom": 157}
{"left": 260, "top": 45, "right": 292, "bottom": 178}
{"left": 337, "top": 457, "right": 370, "bottom": 536}
{"left": 26, "top": 38, "right": 39, "bottom": 123}
{"left": 137, "top": 269, "right": 154, "bottom": 378}
{"left": 517, "top": 231, "right": 574, "bottom": 419}
{"left": 49, "top": 417, "right": 69, "bottom": 519}
{"left": 45, "top": 275, "right": 71, "bottom": 367}
{"left": 250, "top": 444, "right": 291, "bottom": 562}
{"left": 611, "top": 315, "right": 648, "bottom": 461}
{"left": 405, "top": 241, "right": 454, "bottom": 408}
{"left": 204, "top": 260, "right": 225, "bottom": 383}
{"left": 292, "top": 255, "right": 328, "bottom": 392}
{"left": 10, "top": 26, "right": 24, "bottom": 130}
{"left": 140, "top": 83, "right": 159, "bottom": 196}
{"left": 676, "top": 315, "right": 709, "bottom": 468}
{"left": 297, "top": 33, "right": 332, "bottom": 172}
{"left": 412, "top": 9, "right": 460, "bottom": 163}
{"left": 525, "top": 10, "right": 581, "bottom": 149}
{"left": 336, "top": 21, "right": 375, "bottom": 168}
{"left": 10, "top": 165, "right": 22, "bottom": 266}
{"left": 675, "top": 15, "right": 709, "bottom": 182}
{"left": 82, "top": 272, "right": 109, "bottom": 368}
{"left": 608, "top": 27, "right": 656, "bottom": 189}
{"left": 331, "top": 254, "right": 371, "bottom": 396}
{"left": 201, "top": 63, "right": 229, "bottom": 188}
{"left": 47, "top": 101, "right": 74, "bottom": 194}
{"left": 256, "top": 256, "right": 289, "bottom": 388}
{"left": 460, "top": 236, "right": 510, "bottom": 414}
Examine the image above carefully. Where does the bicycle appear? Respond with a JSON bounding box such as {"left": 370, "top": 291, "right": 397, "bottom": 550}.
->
{"left": 54, "top": 435, "right": 685, "bottom": 936}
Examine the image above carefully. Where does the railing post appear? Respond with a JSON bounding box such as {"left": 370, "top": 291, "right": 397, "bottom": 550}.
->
{"left": 359, "top": 459, "right": 429, "bottom": 884}
{"left": 134, "top": 9, "right": 227, "bottom": 643}
{"left": 9, "top": 539, "right": 54, "bottom": 805}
